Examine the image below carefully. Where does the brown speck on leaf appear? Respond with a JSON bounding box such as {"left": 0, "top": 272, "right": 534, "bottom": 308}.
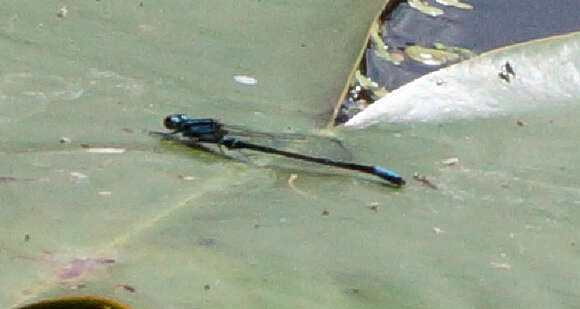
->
{"left": 321, "top": 210, "right": 329, "bottom": 216}
{"left": 517, "top": 120, "right": 526, "bottom": 126}
{"left": 0, "top": 177, "right": 18, "bottom": 183}
{"left": 204, "top": 284, "right": 210, "bottom": 291}
{"left": 351, "top": 288, "right": 360, "bottom": 294}
{"left": 69, "top": 283, "right": 86, "bottom": 290}
{"left": 80, "top": 144, "right": 90, "bottom": 148}
{"left": 413, "top": 172, "right": 438, "bottom": 190}
{"left": 139, "top": 1, "right": 144, "bottom": 7}
{"left": 199, "top": 238, "right": 216, "bottom": 247}
{"left": 368, "top": 205, "right": 378, "bottom": 212}
{"left": 118, "top": 284, "right": 136, "bottom": 293}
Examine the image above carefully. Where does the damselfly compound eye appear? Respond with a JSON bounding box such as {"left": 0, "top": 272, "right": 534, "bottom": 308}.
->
{"left": 164, "top": 114, "right": 187, "bottom": 130}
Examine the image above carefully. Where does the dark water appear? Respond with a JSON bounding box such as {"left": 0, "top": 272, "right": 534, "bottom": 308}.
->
{"left": 368, "top": 0, "right": 580, "bottom": 91}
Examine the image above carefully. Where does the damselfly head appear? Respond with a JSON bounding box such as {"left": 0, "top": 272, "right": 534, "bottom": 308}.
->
{"left": 164, "top": 114, "right": 189, "bottom": 130}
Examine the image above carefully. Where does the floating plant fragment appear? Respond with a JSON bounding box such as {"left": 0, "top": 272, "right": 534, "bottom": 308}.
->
{"left": 408, "top": 0, "right": 444, "bottom": 17}
{"left": 433, "top": 42, "right": 477, "bottom": 59}
{"left": 405, "top": 45, "right": 460, "bottom": 66}
{"left": 369, "top": 21, "right": 404, "bottom": 65}
{"left": 434, "top": 0, "right": 473, "bottom": 10}
{"left": 354, "top": 71, "right": 389, "bottom": 99}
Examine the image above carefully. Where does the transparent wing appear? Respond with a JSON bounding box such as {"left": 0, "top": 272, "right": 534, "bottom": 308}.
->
{"left": 219, "top": 124, "right": 354, "bottom": 163}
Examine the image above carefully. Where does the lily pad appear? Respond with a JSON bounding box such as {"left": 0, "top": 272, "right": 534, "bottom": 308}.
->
{"left": 346, "top": 31, "right": 580, "bottom": 125}
{"left": 1, "top": 0, "right": 390, "bottom": 308}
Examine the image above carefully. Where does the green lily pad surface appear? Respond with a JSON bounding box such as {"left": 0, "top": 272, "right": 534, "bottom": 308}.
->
{"left": 2, "top": 1, "right": 580, "bottom": 309}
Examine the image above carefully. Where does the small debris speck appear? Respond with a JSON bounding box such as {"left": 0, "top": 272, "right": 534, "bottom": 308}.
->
{"left": 60, "top": 137, "right": 72, "bottom": 144}
{"left": 70, "top": 172, "right": 88, "bottom": 180}
{"left": 57, "top": 6, "right": 68, "bottom": 18}
{"left": 204, "top": 284, "right": 210, "bottom": 291}
{"left": 86, "top": 147, "right": 126, "bottom": 154}
{"left": 198, "top": 238, "right": 216, "bottom": 247}
{"left": 413, "top": 172, "right": 437, "bottom": 190}
{"left": 433, "top": 227, "right": 444, "bottom": 234}
{"left": 442, "top": 157, "right": 459, "bottom": 166}
{"left": 24, "top": 234, "right": 30, "bottom": 242}
{"left": 178, "top": 175, "right": 196, "bottom": 181}
{"left": 234, "top": 75, "right": 258, "bottom": 86}
{"left": 69, "top": 283, "right": 86, "bottom": 290}
{"left": 321, "top": 210, "right": 329, "bottom": 216}
{"left": 118, "top": 284, "right": 136, "bottom": 293}
{"left": 0, "top": 176, "right": 18, "bottom": 183}
{"left": 490, "top": 262, "right": 511, "bottom": 270}
{"left": 98, "top": 191, "right": 112, "bottom": 196}
{"left": 498, "top": 61, "right": 515, "bottom": 83}
{"left": 517, "top": 120, "right": 526, "bottom": 126}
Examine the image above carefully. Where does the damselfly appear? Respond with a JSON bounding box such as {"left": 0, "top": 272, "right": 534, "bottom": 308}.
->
{"left": 152, "top": 114, "right": 405, "bottom": 186}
